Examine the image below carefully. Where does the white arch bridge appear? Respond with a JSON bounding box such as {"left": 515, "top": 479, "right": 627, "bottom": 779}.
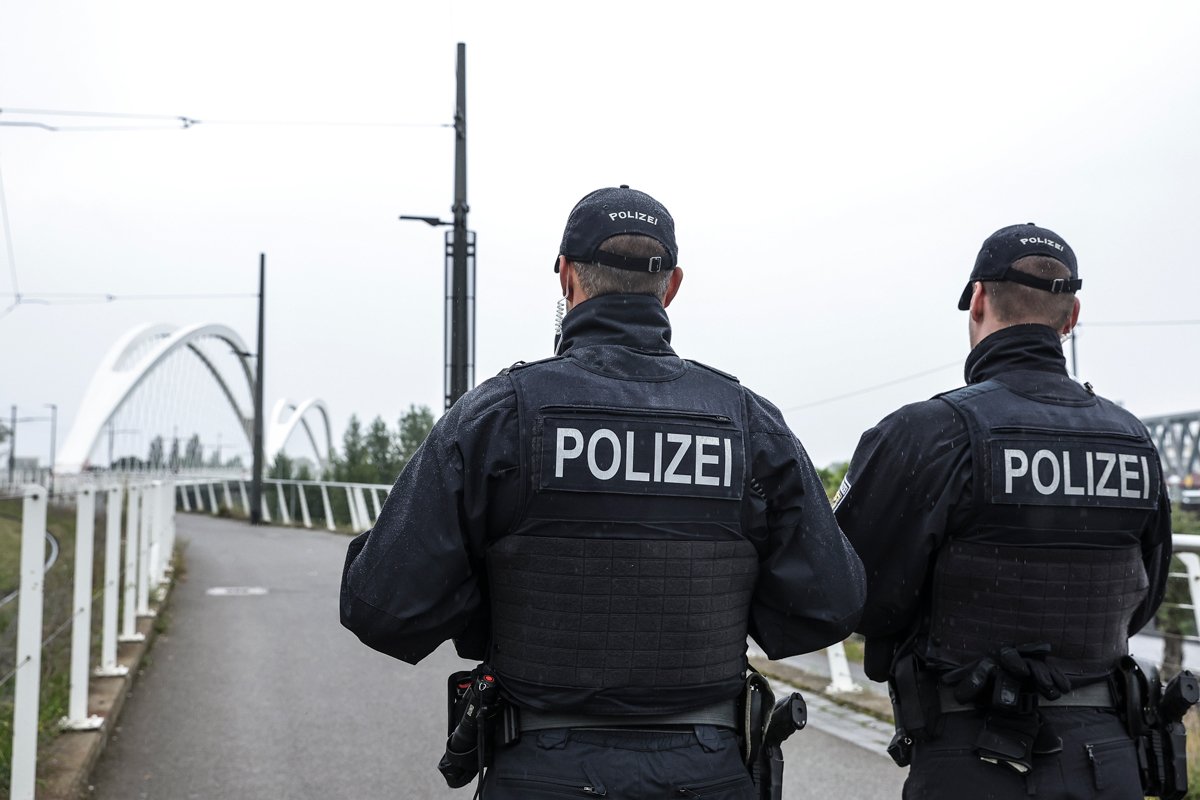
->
{"left": 58, "top": 322, "right": 333, "bottom": 474}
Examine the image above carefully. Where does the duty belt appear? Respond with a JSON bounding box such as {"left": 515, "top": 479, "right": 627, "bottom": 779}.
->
{"left": 938, "top": 681, "right": 1115, "bottom": 713}
{"left": 518, "top": 698, "right": 738, "bottom": 732}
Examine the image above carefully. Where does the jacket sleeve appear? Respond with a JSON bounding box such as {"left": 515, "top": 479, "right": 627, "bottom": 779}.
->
{"left": 339, "top": 378, "right": 519, "bottom": 664}
{"left": 743, "top": 392, "right": 866, "bottom": 659}
{"left": 1131, "top": 471, "right": 1174, "bottom": 634}
{"left": 833, "top": 399, "right": 971, "bottom": 678}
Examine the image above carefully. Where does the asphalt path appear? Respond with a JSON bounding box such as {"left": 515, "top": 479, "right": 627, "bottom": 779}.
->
{"left": 90, "top": 514, "right": 905, "bottom": 799}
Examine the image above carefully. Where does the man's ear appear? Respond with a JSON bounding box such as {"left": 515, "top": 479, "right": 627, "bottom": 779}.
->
{"left": 558, "top": 257, "right": 572, "bottom": 301}
{"left": 1062, "top": 296, "right": 1081, "bottom": 335}
{"left": 968, "top": 281, "right": 987, "bottom": 323}
{"left": 662, "top": 267, "right": 684, "bottom": 308}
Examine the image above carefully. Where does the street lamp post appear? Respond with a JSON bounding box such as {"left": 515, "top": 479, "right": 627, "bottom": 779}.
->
{"left": 396, "top": 43, "right": 475, "bottom": 411}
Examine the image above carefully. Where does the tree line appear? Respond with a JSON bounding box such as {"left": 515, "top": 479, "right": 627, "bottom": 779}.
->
{"left": 270, "top": 404, "right": 436, "bottom": 486}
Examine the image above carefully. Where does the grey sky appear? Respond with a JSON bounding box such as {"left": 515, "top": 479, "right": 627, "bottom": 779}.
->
{"left": 2, "top": 0, "right": 1199, "bottom": 470}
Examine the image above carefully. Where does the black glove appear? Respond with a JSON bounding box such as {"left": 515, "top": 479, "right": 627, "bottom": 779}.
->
{"left": 997, "top": 644, "right": 1071, "bottom": 700}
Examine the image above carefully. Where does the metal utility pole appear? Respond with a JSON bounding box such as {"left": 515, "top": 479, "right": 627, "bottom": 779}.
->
{"left": 250, "top": 254, "right": 266, "bottom": 525}
{"left": 446, "top": 41, "right": 475, "bottom": 409}
{"left": 399, "top": 43, "right": 476, "bottom": 411}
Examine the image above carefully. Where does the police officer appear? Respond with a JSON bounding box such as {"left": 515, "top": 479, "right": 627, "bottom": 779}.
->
{"left": 341, "top": 185, "right": 866, "bottom": 798}
{"left": 833, "top": 223, "right": 1173, "bottom": 798}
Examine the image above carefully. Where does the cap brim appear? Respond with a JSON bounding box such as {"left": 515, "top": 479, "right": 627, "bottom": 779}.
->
{"left": 957, "top": 282, "right": 973, "bottom": 311}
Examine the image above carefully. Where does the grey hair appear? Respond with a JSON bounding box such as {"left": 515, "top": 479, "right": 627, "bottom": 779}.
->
{"left": 570, "top": 234, "right": 673, "bottom": 301}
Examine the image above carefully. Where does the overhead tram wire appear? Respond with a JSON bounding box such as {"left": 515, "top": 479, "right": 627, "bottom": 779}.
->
{"left": 0, "top": 292, "right": 258, "bottom": 304}
{"left": 782, "top": 318, "right": 1200, "bottom": 413}
{"left": 0, "top": 107, "right": 453, "bottom": 133}
{"left": 782, "top": 359, "right": 963, "bottom": 412}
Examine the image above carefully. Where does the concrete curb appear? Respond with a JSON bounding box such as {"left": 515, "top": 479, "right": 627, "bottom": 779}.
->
{"left": 34, "top": 578, "right": 175, "bottom": 800}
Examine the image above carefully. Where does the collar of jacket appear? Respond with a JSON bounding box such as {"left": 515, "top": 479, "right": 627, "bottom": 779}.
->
{"left": 555, "top": 294, "right": 675, "bottom": 357}
{"left": 964, "top": 323, "right": 1068, "bottom": 385}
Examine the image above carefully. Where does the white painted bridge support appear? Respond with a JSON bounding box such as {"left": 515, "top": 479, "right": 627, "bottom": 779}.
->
{"left": 96, "top": 484, "right": 129, "bottom": 677}
{"left": 239, "top": 481, "right": 250, "bottom": 515}
{"left": 10, "top": 486, "right": 48, "bottom": 800}
{"left": 62, "top": 486, "right": 104, "bottom": 731}
{"left": 207, "top": 481, "right": 219, "bottom": 516}
{"left": 222, "top": 480, "right": 234, "bottom": 514}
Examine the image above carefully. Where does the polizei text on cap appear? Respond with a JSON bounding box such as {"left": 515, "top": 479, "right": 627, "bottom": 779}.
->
{"left": 1019, "top": 236, "right": 1064, "bottom": 252}
{"left": 608, "top": 211, "right": 658, "bottom": 225}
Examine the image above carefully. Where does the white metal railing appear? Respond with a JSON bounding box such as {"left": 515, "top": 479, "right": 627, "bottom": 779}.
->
{"left": 4, "top": 479, "right": 174, "bottom": 800}
{"left": 173, "top": 476, "right": 391, "bottom": 532}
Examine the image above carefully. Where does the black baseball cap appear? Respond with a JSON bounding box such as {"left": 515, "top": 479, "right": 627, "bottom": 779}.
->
{"left": 555, "top": 185, "right": 678, "bottom": 273}
{"left": 957, "top": 222, "right": 1081, "bottom": 310}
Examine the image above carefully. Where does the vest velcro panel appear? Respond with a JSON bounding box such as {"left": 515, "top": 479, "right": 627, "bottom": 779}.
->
{"left": 488, "top": 534, "right": 756, "bottom": 710}
{"left": 927, "top": 541, "right": 1147, "bottom": 672}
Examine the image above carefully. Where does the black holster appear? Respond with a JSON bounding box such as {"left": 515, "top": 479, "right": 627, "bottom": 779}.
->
{"left": 886, "top": 653, "right": 942, "bottom": 766}
{"left": 1114, "top": 658, "right": 1198, "bottom": 800}
{"left": 740, "top": 670, "right": 807, "bottom": 800}
{"left": 438, "top": 664, "right": 507, "bottom": 790}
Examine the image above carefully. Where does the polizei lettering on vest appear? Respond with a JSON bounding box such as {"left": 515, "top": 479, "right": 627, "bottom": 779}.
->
{"left": 1002, "top": 447, "right": 1153, "bottom": 500}
{"left": 556, "top": 426, "right": 733, "bottom": 487}
{"left": 542, "top": 414, "right": 744, "bottom": 499}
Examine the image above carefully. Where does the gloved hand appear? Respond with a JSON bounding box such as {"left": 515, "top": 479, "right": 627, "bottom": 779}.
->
{"left": 943, "top": 644, "right": 1071, "bottom": 704}
{"left": 944, "top": 656, "right": 998, "bottom": 704}
{"left": 997, "top": 644, "right": 1071, "bottom": 700}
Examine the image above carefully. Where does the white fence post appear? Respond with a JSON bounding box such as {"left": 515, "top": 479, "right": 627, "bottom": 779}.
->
{"left": 10, "top": 485, "right": 48, "bottom": 800}
{"left": 321, "top": 484, "right": 335, "bottom": 531}
{"left": 825, "top": 641, "right": 862, "bottom": 694}
{"left": 147, "top": 482, "right": 161, "bottom": 593}
{"left": 120, "top": 485, "right": 145, "bottom": 643}
{"left": 297, "top": 483, "right": 312, "bottom": 528}
{"left": 369, "top": 488, "right": 382, "bottom": 523}
{"left": 137, "top": 482, "right": 155, "bottom": 618}
{"left": 354, "top": 486, "right": 371, "bottom": 528}
{"left": 63, "top": 485, "right": 104, "bottom": 730}
{"left": 276, "top": 482, "right": 292, "bottom": 526}
{"left": 96, "top": 484, "right": 129, "bottom": 677}
{"left": 345, "top": 486, "right": 361, "bottom": 531}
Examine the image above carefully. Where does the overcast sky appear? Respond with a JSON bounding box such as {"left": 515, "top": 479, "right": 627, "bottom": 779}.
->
{"left": 2, "top": 0, "right": 1199, "bottom": 471}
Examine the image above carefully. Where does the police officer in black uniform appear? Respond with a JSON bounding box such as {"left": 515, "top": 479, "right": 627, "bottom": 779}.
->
{"left": 833, "top": 223, "right": 1173, "bottom": 798}
{"left": 340, "top": 185, "right": 866, "bottom": 798}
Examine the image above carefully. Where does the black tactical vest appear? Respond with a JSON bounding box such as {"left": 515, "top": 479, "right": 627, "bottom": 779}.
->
{"left": 923, "top": 371, "right": 1157, "bottom": 674}
{"left": 489, "top": 348, "right": 758, "bottom": 715}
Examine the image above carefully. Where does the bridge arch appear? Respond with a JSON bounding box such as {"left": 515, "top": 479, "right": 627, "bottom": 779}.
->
{"left": 59, "top": 323, "right": 332, "bottom": 473}
{"left": 266, "top": 397, "right": 335, "bottom": 472}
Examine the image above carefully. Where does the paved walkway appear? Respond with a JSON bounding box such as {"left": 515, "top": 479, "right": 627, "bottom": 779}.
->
{"left": 90, "top": 514, "right": 905, "bottom": 799}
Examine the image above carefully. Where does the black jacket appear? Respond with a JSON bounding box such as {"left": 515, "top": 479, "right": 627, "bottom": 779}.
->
{"left": 341, "top": 294, "right": 866, "bottom": 675}
{"left": 834, "top": 324, "right": 1172, "bottom": 681}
